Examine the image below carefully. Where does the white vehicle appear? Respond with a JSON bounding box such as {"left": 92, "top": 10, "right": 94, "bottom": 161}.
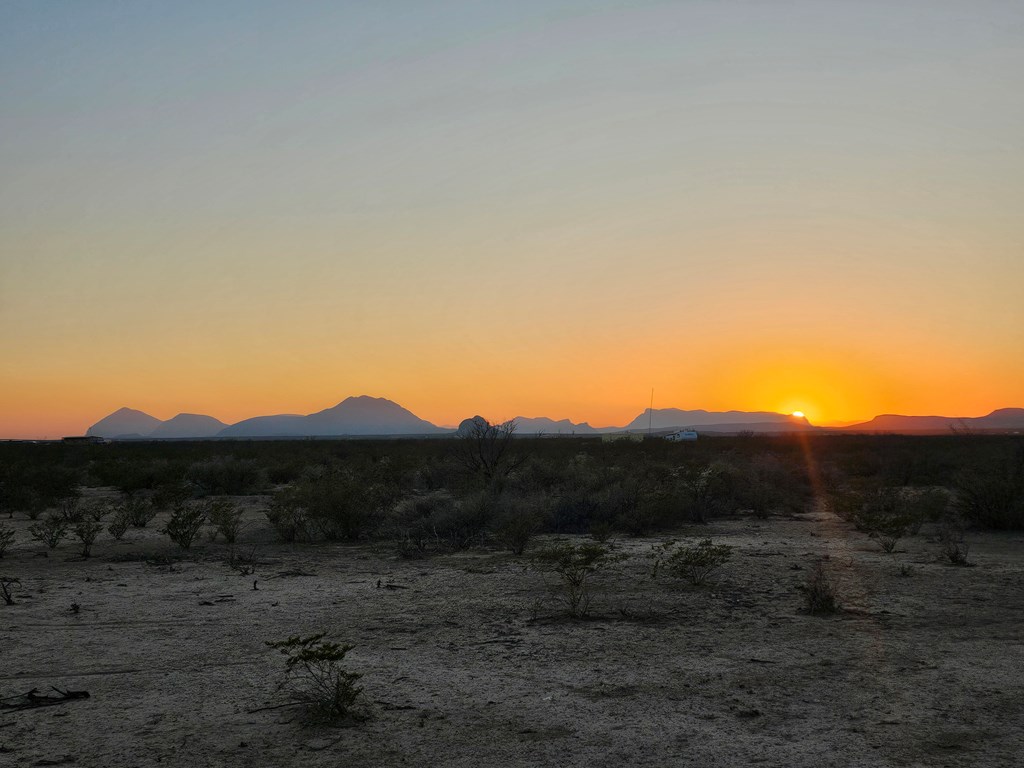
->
{"left": 666, "top": 429, "right": 698, "bottom": 442}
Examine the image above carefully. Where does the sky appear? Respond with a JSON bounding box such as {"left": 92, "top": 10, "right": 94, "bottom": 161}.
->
{"left": 1, "top": 0, "right": 1022, "bottom": 437}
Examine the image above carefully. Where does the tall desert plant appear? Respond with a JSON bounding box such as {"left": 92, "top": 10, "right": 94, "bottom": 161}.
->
{"left": 650, "top": 538, "right": 733, "bottom": 586}
{"left": 533, "top": 541, "right": 624, "bottom": 618}
{"left": 28, "top": 514, "right": 68, "bottom": 550}
{"left": 162, "top": 502, "right": 207, "bottom": 550}
{"left": 266, "top": 634, "right": 364, "bottom": 723}
{"left": 0, "top": 524, "right": 14, "bottom": 557}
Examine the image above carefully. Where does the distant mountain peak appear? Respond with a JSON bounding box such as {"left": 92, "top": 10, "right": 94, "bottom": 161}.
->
{"left": 86, "top": 408, "right": 163, "bottom": 438}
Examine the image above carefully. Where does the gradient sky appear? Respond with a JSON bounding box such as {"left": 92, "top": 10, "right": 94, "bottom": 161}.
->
{"left": 2, "top": 1, "right": 1022, "bottom": 437}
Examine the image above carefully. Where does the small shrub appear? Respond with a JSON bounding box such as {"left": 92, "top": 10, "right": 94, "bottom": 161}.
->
{"left": 853, "top": 487, "right": 916, "bottom": 553}
{"left": 107, "top": 510, "right": 131, "bottom": 541}
{"left": 72, "top": 513, "right": 104, "bottom": 558}
{"left": 938, "top": 515, "right": 972, "bottom": 566}
{"left": 122, "top": 495, "right": 157, "bottom": 528}
{"left": 266, "top": 634, "right": 364, "bottom": 723}
{"left": 153, "top": 481, "right": 193, "bottom": 512}
{"left": 386, "top": 491, "right": 492, "bottom": 555}
{"left": 588, "top": 521, "right": 615, "bottom": 544}
{"left": 207, "top": 500, "right": 244, "bottom": 544}
{"left": 681, "top": 465, "right": 725, "bottom": 524}
{"left": 186, "top": 456, "right": 265, "bottom": 496}
{"left": 801, "top": 560, "right": 840, "bottom": 615}
{"left": 650, "top": 538, "right": 733, "bottom": 586}
{"left": 0, "top": 524, "right": 14, "bottom": 557}
{"left": 28, "top": 514, "right": 68, "bottom": 549}
{"left": 954, "top": 446, "right": 1024, "bottom": 530}
{"left": 57, "top": 495, "right": 83, "bottom": 523}
{"left": 533, "top": 541, "right": 624, "bottom": 618}
{"left": 294, "top": 467, "right": 388, "bottom": 542}
{"left": 265, "top": 497, "right": 307, "bottom": 543}
{"left": 492, "top": 499, "right": 544, "bottom": 556}
{"left": 162, "top": 503, "right": 207, "bottom": 550}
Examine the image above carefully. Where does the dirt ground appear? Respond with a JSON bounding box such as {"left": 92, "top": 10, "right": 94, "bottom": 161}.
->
{"left": 2, "top": 496, "right": 1023, "bottom": 767}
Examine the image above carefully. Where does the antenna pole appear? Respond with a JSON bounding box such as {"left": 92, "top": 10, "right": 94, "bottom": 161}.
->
{"left": 648, "top": 388, "right": 654, "bottom": 436}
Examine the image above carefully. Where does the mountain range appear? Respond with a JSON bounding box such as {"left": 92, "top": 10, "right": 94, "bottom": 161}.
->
{"left": 83, "top": 398, "right": 1024, "bottom": 439}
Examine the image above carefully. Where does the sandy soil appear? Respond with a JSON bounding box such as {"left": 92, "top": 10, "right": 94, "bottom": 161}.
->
{"left": 2, "top": 497, "right": 1023, "bottom": 767}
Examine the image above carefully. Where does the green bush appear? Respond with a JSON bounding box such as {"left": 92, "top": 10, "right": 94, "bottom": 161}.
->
{"left": 938, "top": 514, "right": 972, "bottom": 566}
{"left": 107, "top": 509, "right": 131, "bottom": 541}
{"left": 207, "top": 499, "right": 244, "bottom": 544}
{"left": 266, "top": 634, "right": 364, "bottom": 723}
{"left": 801, "top": 560, "right": 840, "bottom": 615}
{"left": 121, "top": 495, "right": 157, "bottom": 528}
{"left": 28, "top": 514, "right": 68, "bottom": 549}
{"left": 162, "top": 503, "right": 207, "bottom": 550}
{"left": 72, "top": 511, "right": 105, "bottom": 557}
{"left": 385, "top": 491, "right": 455, "bottom": 557}
{"left": 265, "top": 496, "right": 307, "bottom": 543}
{"left": 186, "top": 457, "right": 265, "bottom": 497}
{"left": 955, "top": 446, "right": 1024, "bottom": 530}
{"left": 650, "top": 538, "right": 733, "bottom": 585}
{"left": 491, "top": 495, "right": 545, "bottom": 555}
{"left": 293, "top": 466, "right": 390, "bottom": 542}
{"left": 0, "top": 524, "right": 14, "bottom": 557}
{"left": 533, "top": 541, "right": 624, "bottom": 618}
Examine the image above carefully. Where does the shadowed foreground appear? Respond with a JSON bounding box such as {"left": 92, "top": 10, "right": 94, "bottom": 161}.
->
{"left": 3, "top": 507, "right": 1023, "bottom": 767}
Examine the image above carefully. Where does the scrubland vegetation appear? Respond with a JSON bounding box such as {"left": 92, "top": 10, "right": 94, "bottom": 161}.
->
{"left": 1, "top": 432, "right": 1022, "bottom": 765}
{"left": 3, "top": 432, "right": 1022, "bottom": 548}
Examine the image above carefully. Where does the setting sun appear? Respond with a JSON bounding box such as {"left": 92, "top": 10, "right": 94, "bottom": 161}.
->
{"left": 792, "top": 411, "right": 805, "bottom": 419}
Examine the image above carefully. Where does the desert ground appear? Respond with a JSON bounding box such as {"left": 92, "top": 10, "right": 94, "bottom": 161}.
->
{"left": 2, "top": 495, "right": 1023, "bottom": 768}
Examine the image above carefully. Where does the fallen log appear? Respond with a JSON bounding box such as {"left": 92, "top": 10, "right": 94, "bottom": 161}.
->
{"left": 0, "top": 687, "right": 90, "bottom": 712}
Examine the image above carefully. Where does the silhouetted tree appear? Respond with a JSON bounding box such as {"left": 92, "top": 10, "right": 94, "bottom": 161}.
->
{"left": 455, "top": 417, "right": 521, "bottom": 484}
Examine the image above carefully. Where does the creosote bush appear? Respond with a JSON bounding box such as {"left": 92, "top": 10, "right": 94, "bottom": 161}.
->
{"left": 852, "top": 487, "right": 919, "bottom": 553}
{"left": 0, "top": 524, "right": 14, "bottom": 557}
{"left": 121, "top": 495, "right": 157, "bottom": 528}
{"left": 533, "top": 540, "right": 625, "bottom": 618}
{"left": 162, "top": 503, "right": 207, "bottom": 550}
{"left": 650, "top": 538, "right": 734, "bottom": 586}
{"left": 28, "top": 514, "right": 68, "bottom": 550}
{"left": 72, "top": 510, "right": 105, "bottom": 558}
{"left": 266, "top": 634, "right": 364, "bottom": 723}
{"left": 107, "top": 509, "right": 131, "bottom": 541}
{"left": 265, "top": 497, "right": 307, "bottom": 543}
{"left": 938, "top": 515, "right": 972, "bottom": 566}
{"left": 954, "top": 444, "right": 1024, "bottom": 530}
{"left": 207, "top": 500, "right": 244, "bottom": 544}
{"left": 491, "top": 496, "right": 545, "bottom": 556}
{"left": 801, "top": 560, "right": 840, "bottom": 615}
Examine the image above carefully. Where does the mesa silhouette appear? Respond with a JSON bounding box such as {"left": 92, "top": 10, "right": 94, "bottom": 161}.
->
{"left": 84, "top": 398, "right": 1024, "bottom": 439}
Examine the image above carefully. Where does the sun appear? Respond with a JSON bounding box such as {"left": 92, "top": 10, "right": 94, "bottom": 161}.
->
{"left": 791, "top": 411, "right": 805, "bottom": 419}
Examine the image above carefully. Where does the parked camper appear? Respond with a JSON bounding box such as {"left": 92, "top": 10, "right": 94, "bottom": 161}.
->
{"left": 666, "top": 430, "right": 698, "bottom": 442}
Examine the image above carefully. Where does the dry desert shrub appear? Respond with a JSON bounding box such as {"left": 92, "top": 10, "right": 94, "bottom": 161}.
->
{"left": 938, "top": 515, "right": 972, "bottom": 566}
{"left": 492, "top": 495, "right": 545, "bottom": 555}
{"left": 107, "top": 508, "right": 131, "bottom": 540}
{"left": 207, "top": 499, "right": 244, "bottom": 544}
{"left": 650, "top": 538, "right": 734, "bottom": 586}
{"left": 266, "top": 634, "right": 365, "bottom": 723}
{"left": 121, "top": 495, "right": 157, "bottom": 528}
{"left": 71, "top": 510, "right": 105, "bottom": 558}
{"left": 533, "top": 541, "right": 625, "bottom": 618}
{"left": 801, "top": 560, "right": 840, "bottom": 615}
{"left": 265, "top": 497, "right": 308, "bottom": 543}
{"left": 162, "top": 502, "right": 207, "bottom": 550}
{"left": 28, "top": 514, "right": 68, "bottom": 550}
{"left": 0, "top": 524, "right": 14, "bottom": 557}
